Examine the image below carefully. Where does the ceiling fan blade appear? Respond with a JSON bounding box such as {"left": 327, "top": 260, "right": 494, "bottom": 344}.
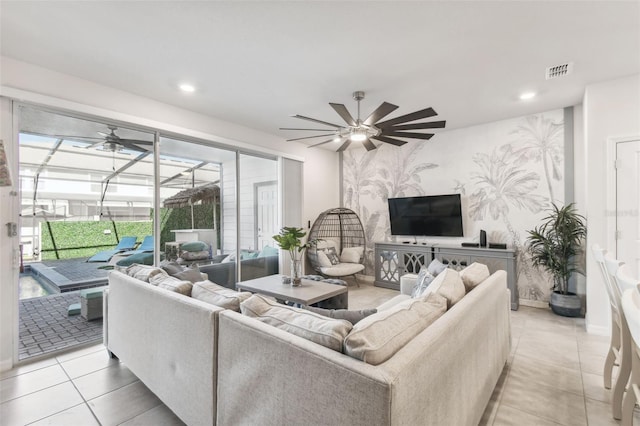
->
{"left": 337, "top": 140, "right": 352, "bottom": 152}
{"left": 329, "top": 103, "right": 357, "bottom": 127}
{"left": 371, "top": 135, "right": 408, "bottom": 146}
{"left": 279, "top": 128, "right": 335, "bottom": 131}
{"left": 382, "top": 131, "right": 434, "bottom": 140}
{"left": 307, "top": 138, "right": 338, "bottom": 148}
{"left": 85, "top": 141, "right": 105, "bottom": 149}
{"left": 119, "top": 141, "right": 149, "bottom": 152}
{"left": 97, "top": 131, "right": 111, "bottom": 137}
{"left": 118, "top": 139, "right": 153, "bottom": 145}
{"left": 376, "top": 107, "right": 437, "bottom": 128}
{"left": 286, "top": 133, "right": 335, "bottom": 142}
{"left": 52, "top": 135, "right": 104, "bottom": 140}
{"left": 362, "top": 138, "right": 377, "bottom": 151}
{"left": 291, "top": 114, "right": 343, "bottom": 129}
{"left": 384, "top": 121, "right": 446, "bottom": 131}
{"left": 363, "top": 102, "right": 399, "bottom": 126}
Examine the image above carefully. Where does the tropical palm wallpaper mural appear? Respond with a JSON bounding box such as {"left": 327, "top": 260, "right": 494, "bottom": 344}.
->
{"left": 342, "top": 109, "right": 565, "bottom": 303}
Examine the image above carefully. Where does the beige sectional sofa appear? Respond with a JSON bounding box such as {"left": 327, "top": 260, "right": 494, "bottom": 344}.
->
{"left": 105, "top": 267, "right": 510, "bottom": 426}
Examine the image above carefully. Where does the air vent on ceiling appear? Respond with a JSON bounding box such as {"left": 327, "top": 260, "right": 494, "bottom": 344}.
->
{"left": 546, "top": 62, "right": 574, "bottom": 80}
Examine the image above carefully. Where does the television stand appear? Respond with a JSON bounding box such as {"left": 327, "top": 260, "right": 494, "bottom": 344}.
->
{"left": 374, "top": 241, "right": 518, "bottom": 310}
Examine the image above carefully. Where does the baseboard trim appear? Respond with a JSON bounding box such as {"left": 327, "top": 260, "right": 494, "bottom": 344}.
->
{"left": 0, "top": 358, "right": 13, "bottom": 373}
{"left": 586, "top": 323, "right": 610, "bottom": 336}
{"left": 518, "top": 299, "right": 549, "bottom": 309}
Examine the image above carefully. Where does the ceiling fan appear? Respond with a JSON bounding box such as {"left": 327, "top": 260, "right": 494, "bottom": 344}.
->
{"left": 55, "top": 125, "right": 153, "bottom": 152}
{"left": 280, "top": 91, "right": 446, "bottom": 152}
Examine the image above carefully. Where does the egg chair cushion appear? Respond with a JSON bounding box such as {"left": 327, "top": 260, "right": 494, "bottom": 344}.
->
{"left": 320, "top": 263, "right": 365, "bottom": 277}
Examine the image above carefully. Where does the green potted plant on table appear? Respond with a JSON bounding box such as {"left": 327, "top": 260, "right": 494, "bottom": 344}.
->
{"left": 273, "top": 227, "right": 318, "bottom": 286}
{"left": 525, "top": 203, "right": 587, "bottom": 317}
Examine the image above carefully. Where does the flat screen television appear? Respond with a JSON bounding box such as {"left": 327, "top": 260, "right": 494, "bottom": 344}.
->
{"left": 388, "top": 194, "right": 464, "bottom": 237}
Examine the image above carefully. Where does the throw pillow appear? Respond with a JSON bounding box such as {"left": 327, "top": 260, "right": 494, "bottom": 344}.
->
{"left": 160, "top": 260, "right": 183, "bottom": 275}
{"left": 422, "top": 268, "right": 465, "bottom": 308}
{"left": 344, "top": 292, "right": 447, "bottom": 365}
{"left": 125, "top": 264, "right": 166, "bottom": 282}
{"left": 116, "top": 252, "right": 156, "bottom": 267}
{"left": 180, "top": 241, "right": 209, "bottom": 252}
{"left": 149, "top": 274, "right": 193, "bottom": 296}
{"left": 172, "top": 266, "right": 203, "bottom": 283}
{"left": 303, "top": 306, "right": 377, "bottom": 325}
{"left": 180, "top": 250, "right": 210, "bottom": 261}
{"left": 459, "top": 262, "right": 491, "bottom": 292}
{"left": 257, "top": 245, "right": 279, "bottom": 258}
{"left": 411, "top": 267, "right": 436, "bottom": 298}
{"left": 316, "top": 250, "right": 333, "bottom": 268}
{"left": 325, "top": 247, "right": 341, "bottom": 265}
{"left": 427, "top": 258, "right": 448, "bottom": 276}
{"left": 240, "top": 294, "right": 352, "bottom": 352}
{"left": 340, "top": 246, "right": 364, "bottom": 264}
{"left": 191, "top": 280, "right": 252, "bottom": 311}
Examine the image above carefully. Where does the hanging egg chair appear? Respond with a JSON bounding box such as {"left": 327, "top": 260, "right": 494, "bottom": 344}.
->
{"left": 307, "top": 207, "right": 366, "bottom": 286}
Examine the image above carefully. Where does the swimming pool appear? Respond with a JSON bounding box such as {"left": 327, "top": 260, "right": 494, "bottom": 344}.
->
{"left": 19, "top": 267, "right": 60, "bottom": 300}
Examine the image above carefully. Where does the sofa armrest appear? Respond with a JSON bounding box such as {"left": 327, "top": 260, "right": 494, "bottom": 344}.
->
{"left": 400, "top": 273, "right": 418, "bottom": 295}
{"left": 106, "top": 271, "right": 223, "bottom": 426}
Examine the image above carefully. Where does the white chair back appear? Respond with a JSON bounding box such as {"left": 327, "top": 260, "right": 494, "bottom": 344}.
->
{"left": 621, "top": 288, "right": 640, "bottom": 353}
{"left": 604, "top": 253, "right": 625, "bottom": 306}
{"left": 593, "top": 244, "right": 620, "bottom": 313}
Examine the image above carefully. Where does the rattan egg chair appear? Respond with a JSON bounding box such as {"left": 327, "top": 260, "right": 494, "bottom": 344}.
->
{"left": 307, "top": 207, "right": 366, "bottom": 286}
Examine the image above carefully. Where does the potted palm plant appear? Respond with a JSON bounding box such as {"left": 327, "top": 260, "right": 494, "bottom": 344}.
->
{"left": 526, "top": 203, "right": 587, "bottom": 317}
{"left": 273, "top": 227, "right": 318, "bottom": 286}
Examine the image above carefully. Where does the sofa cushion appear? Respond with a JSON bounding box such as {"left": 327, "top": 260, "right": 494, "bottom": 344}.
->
{"left": 377, "top": 294, "right": 411, "bottom": 311}
{"left": 240, "top": 294, "right": 352, "bottom": 351}
{"left": 344, "top": 292, "right": 447, "bottom": 365}
{"left": 180, "top": 250, "right": 210, "bottom": 261}
{"left": 172, "top": 267, "right": 204, "bottom": 283}
{"left": 316, "top": 250, "right": 333, "bottom": 268}
{"left": 180, "top": 241, "right": 209, "bottom": 252}
{"left": 125, "top": 264, "right": 166, "bottom": 282}
{"left": 149, "top": 274, "right": 193, "bottom": 296}
{"left": 325, "top": 247, "right": 341, "bottom": 265}
{"left": 340, "top": 246, "right": 364, "bottom": 263}
{"left": 412, "top": 267, "right": 436, "bottom": 298}
{"left": 303, "top": 306, "right": 377, "bottom": 325}
{"left": 320, "top": 263, "right": 365, "bottom": 277}
{"left": 459, "top": 262, "right": 490, "bottom": 292}
{"left": 191, "top": 280, "right": 252, "bottom": 311}
{"left": 160, "top": 260, "right": 183, "bottom": 275}
{"left": 427, "top": 258, "right": 448, "bottom": 276}
{"left": 424, "top": 268, "right": 466, "bottom": 308}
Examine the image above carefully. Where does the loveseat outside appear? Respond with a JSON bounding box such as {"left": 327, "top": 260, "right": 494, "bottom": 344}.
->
{"left": 216, "top": 270, "right": 510, "bottom": 426}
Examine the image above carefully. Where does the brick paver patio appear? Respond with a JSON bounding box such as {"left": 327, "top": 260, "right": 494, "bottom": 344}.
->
{"left": 18, "top": 258, "right": 111, "bottom": 360}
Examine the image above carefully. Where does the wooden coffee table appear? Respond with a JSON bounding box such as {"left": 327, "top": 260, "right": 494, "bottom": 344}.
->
{"left": 236, "top": 274, "right": 348, "bottom": 307}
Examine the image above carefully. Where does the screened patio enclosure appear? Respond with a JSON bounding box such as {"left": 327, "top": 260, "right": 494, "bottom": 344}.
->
{"left": 17, "top": 105, "right": 279, "bottom": 276}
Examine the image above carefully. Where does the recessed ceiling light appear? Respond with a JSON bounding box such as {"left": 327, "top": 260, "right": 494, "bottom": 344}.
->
{"left": 179, "top": 83, "right": 195, "bottom": 93}
{"left": 519, "top": 92, "right": 536, "bottom": 100}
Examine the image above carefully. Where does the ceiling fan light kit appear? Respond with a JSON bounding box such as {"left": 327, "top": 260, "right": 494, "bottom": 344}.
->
{"left": 281, "top": 91, "right": 446, "bottom": 152}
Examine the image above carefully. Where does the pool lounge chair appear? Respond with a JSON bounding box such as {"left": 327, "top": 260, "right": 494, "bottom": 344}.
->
{"left": 119, "top": 235, "right": 154, "bottom": 256}
{"left": 87, "top": 236, "right": 139, "bottom": 262}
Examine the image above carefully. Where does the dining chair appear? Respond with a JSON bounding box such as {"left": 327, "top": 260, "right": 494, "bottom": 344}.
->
{"left": 592, "top": 244, "right": 622, "bottom": 389}
{"left": 604, "top": 253, "right": 629, "bottom": 420}
{"left": 618, "top": 268, "right": 640, "bottom": 426}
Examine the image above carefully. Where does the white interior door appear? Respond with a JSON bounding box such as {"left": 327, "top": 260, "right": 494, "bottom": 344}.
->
{"left": 256, "top": 182, "right": 277, "bottom": 249}
{"left": 616, "top": 140, "right": 640, "bottom": 277}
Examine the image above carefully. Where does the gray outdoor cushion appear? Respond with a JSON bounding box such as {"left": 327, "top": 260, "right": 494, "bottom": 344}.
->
{"left": 303, "top": 306, "right": 377, "bottom": 325}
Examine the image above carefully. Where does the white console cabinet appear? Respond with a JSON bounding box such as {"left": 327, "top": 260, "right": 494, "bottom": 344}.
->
{"left": 374, "top": 241, "right": 518, "bottom": 310}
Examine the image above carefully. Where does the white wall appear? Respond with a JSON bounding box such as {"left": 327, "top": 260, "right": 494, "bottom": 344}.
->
{"left": 0, "top": 57, "right": 339, "bottom": 370}
{"left": 583, "top": 73, "right": 640, "bottom": 335}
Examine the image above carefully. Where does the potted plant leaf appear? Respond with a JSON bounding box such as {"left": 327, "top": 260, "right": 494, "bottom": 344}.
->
{"left": 273, "top": 227, "right": 318, "bottom": 286}
{"left": 525, "top": 203, "right": 587, "bottom": 317}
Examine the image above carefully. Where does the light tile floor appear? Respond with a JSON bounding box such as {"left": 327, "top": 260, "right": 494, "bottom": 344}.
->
{"left": 1, "top": 281, "right": 639, "bottom": 425}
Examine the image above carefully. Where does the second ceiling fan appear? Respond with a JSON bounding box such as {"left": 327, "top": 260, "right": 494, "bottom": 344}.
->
{"left": 280, "top": 91, "right": 446, "bottom": 152}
